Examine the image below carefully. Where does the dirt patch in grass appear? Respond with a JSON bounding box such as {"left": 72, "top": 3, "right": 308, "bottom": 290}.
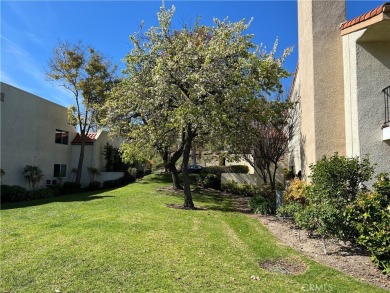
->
{"left": 259, "top": 257, "right": 307, "bottom": 275}
{"left": 255, "top": 215, "right": 390, "bottom": 291}
{"left": 222, "top": 194, "right": 390, "bottom": 290}
{"left": 165, "top": 203, "right": 207, "bottom": 210}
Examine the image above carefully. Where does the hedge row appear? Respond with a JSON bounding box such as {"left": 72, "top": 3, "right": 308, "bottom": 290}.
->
{"left": 0, "top": 174, "right": 137, "bottom": 203}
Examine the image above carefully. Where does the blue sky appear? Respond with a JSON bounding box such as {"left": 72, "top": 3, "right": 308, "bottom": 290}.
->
{"left": 1, "top": 1, "right": 384, "bottom": 107}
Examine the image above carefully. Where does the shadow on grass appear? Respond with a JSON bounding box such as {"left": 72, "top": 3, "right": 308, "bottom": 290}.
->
{"left": 137, "top": 173, "right": 173, "bottom": 185}
{"left": 1, "top": 188, "right": 116, "bottom": 211}
{"left": 162, "top": 185, "right": 249, "bottom": 213}
{"left": 1, "top": 174, "right": 178, "bottom": 211}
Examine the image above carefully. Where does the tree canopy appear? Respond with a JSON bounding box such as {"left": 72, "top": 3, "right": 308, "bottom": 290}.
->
{"left": 105, "top": 4, "right": 290, "bottom": 208}
{"left": 47, "top": 41, "right": 117, "bottom": 183}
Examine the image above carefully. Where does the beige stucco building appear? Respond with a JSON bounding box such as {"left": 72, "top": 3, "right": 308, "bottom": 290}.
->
{"left": 289, "top": 1, "right": 390, "bottom": 181}
{"left": 0, "top": 82, "right": 123, "bottom": 188}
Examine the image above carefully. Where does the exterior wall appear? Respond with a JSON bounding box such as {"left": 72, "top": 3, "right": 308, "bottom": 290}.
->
{"left": 71, "top": 130, "right": 124, "bottom": 187}
{"left": 297, "top": 0, "right": 346, "bottom": 178}
{"left": 297, "top": 0, "right": 316, "bottom": 178}
{"left": 0, "top": 82, "right": 126, "bottom": 189}
{"left": 93, "top": 130, "right": 123, "bottom": 173}
{"left": 226, "top": 155, "right": 286, "bottom": 187}
{"left": 221, "top": 173, "right": 259, "bottom": 186}
{"left": 71, "top": 144, "right": 94, "bottom": 187}
{"left": 343, "top": 22, "right": 390, "bottom": 183}
{"left": 342, "top": 30, "right": 365, "bottom": 157}
{"left": 226, "top": 155, "right": 255, "bottom": 174}
{"left": 100, "top": 172, "right": 124, "bottom": 183}
{"left": 288, "top": 70, "right": 303, "bottom": 175}
{"left": 0, "top": 82, "right": 77, "bottom": 188}
{"left": 221, "top": 160, "right": 287, "bottom": 187}
{"left": 355, "top": 39, "right": 390, "bottom": 178}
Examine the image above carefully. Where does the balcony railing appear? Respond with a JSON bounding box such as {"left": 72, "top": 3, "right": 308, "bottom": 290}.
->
{"left": 383, "top": 85, "right": 390, "bottom": 127}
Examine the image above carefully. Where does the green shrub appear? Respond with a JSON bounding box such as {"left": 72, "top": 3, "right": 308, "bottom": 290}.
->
{"left": 102, "top": 180, "right": 116, "bottom": 189}
{"left": 199, "top": 165, "right": 248, "bottom": 190}
{"left": 136, "top": 169, "right": 145, "bottom": 178}
{"left": 284, "top": 168, "right": 295, "bottom": 181}
{"left": 243, "top": 183, "right": 260, "bottom": 196}
{"left": 48, "top": 184, "right": 64, "bottom": 196}
{"left": 277, "top": 202, "right": 304, "bottom": 218}
{"left": 88, "top": 181, "right": 101, "bottom": 190}
{"left": 63, "top": 182, "right": 82, "bottom": 193}
{"left": 295, "top": 200, "right": 340, "bottom": 240}
{"left": 221, "top": 180, "right": 259, "bottom": 197}
{"left": 1, "top": 185, "right": 60, "bottom": 202}
{"left": 0, "top": 185, "right": 28, "bottom": 202}
{"left": 298, "top": 154, "right": 374, "bottom": 243}
{"left": 226, "top": 165, "right": 249, "bottom": 174}
{"left": 373, "top": 172, "right": 390, "bottom": 197}
{"left": 353, "top": 173, "right": 390, "bottom": 274}
{"left": 246, "top": 183, "right": 277, "bottom": 214}
{"left": 128, "top": 167, "right": 137, "bottom": 177}
{"left": 198, "top": 173, "right": 221, "bottom": 189}
{"left": 122, "top": 173, "right": 136, "bottom": 184}
{"left": 202, "top": 165, "right": 248, "bottom": 176}
{"left": 27, "top": 188, "right": 55, "bottom": 200}
{"left": 248, "top": 195, "right": 275, "bottom": 215}
{"left": 259, "top": 183, "right": 276, "bottom": 200}
{"left": 221, "top": 180, "right": 240, "bottom": 194}
{"left": 104, "top": 143, "right": 130, "bottom": 172}
{"left": 102, "top": 174, "right": 136, "bottom": 189}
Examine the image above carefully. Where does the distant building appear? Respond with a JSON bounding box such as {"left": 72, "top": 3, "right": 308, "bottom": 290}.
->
{"left": 289, "top": 1, "right": 390, "bottom": 181}
{"left": 0, "top": 82, "right": 123, "bottom": 188}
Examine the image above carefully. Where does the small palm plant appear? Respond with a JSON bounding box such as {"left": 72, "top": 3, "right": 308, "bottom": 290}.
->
{"left": 23, "top": 165, "right": 43, "bottom": 189}
{"left": 71, "top": 168, "right": 78, "bottom": 182}
{"left": 87, "top": 167, "right": 100, "bottom": 182}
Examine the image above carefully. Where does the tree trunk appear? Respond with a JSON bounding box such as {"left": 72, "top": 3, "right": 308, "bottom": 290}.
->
{"left": 266, "top": 165, "right": 275, "bottom": 190}
{"left": 167, "top": 163, "right": 182, "bottom": 190}
{"left": 75, "top": 133, "right": 86, "bottom": 184}
{"left": 182, "top": 132, "right": 195, "bottom": 209}
{"left": 158, "top": 132, "right": 186, "bottom": 189}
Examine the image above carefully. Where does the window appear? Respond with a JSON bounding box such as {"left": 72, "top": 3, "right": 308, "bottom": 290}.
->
{"left": 383, "top": 85, "right": 390, "bottom": 126}
{"left": 55, "top": 129, "right": 69, "bottom": 145}
{"left": 54, "top": 164, "right": 67, "bottom": 178}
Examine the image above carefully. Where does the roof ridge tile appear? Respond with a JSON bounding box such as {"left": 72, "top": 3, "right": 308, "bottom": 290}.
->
{"left": 341, "top": 2, "right": 389, "bottom": 30}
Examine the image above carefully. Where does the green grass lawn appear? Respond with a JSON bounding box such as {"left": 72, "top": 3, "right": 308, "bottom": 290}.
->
{"left": 1, "top": 174, "right": 386, "bottom": 292}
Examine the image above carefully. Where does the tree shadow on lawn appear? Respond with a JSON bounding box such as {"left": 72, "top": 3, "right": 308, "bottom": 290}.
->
{"left": 138, "top": 173, "right": 198, "bottom": 185}
{"left": 137, "top": 173, "right": 173, "bottom": 185}
{"left": 162, "top": 186, "right": 251, "bottom": 213}
{"left": 1, "top": 189, "right": 115, "bottom": 211}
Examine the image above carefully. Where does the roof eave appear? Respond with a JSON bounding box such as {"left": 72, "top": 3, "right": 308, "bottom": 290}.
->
{"left": 341, "top": 13, "right": 388, "bottom": 36}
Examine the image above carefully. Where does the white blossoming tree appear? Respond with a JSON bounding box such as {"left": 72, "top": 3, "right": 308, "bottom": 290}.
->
{"left": 105, "top": 4, "right": 290, "bottom": 209}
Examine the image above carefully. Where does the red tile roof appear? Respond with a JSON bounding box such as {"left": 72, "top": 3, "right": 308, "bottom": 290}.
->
{"left": 341, "top": 2, "right": 390, "bottom": 30}
{"left": 71, "top": 133, "right": 97, "bottom": 145}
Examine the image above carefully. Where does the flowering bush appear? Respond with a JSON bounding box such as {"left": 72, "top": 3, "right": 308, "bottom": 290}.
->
{"left": 284, "top": 179, "right": 307, "bottom": 204}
